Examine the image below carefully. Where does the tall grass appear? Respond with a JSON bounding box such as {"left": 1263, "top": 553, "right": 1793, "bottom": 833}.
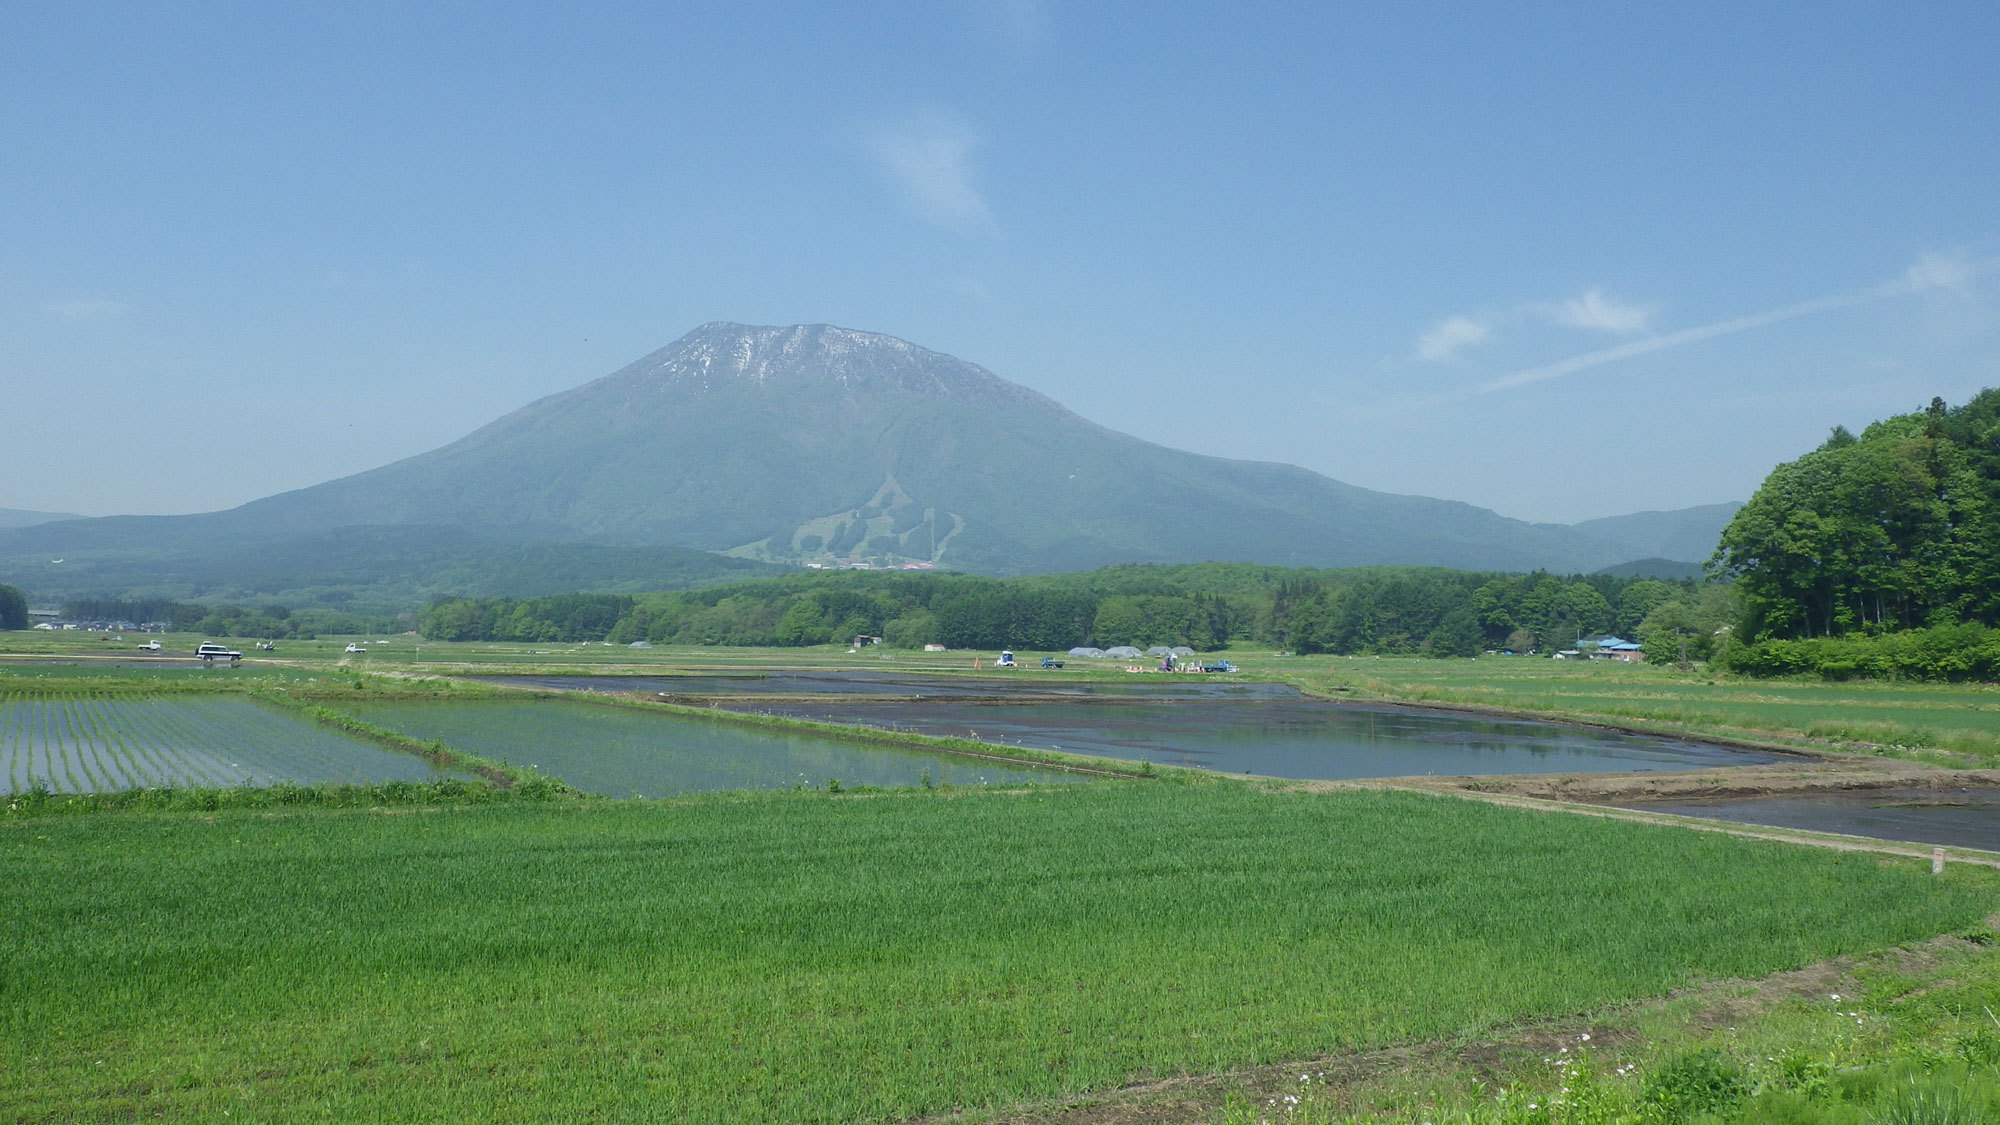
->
{"left": 4, "top": 785, "right": 1989, "bottom": 1122}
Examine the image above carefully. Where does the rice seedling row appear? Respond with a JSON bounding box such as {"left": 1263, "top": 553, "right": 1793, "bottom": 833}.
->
{"left": 0, "top": 693, "right": 455, "bottom": 793}
{"left": 4, "top": 785, "right": 1989, "bottom": 1122}
{"left": 105, "top": 693, "right": 245, "bottom": 788}
{"left": 73, "top": 691, "right": 189, "bottom": 790}
{"left": 63, "top": 694, "right": 126, "bottom": 790}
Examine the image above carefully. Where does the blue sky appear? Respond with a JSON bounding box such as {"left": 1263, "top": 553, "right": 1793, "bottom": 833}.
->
{"left": 4, "top": 2, "right": 1996, "bottom": 524}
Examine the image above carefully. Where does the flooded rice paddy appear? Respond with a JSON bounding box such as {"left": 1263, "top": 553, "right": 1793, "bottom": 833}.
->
{"left": 1615, "top": 789, "right": 2000, "bottom": 853}
{"left": 484, "top": 671, "right": 1788, "bottom": 780}
{"left": 481, "top": 670, "right": 1297, "bottom": 700}
{"left": 0, "top": 696, "right": 453, "bottom": 793}
{"left": 731, "top": 698, "right": 1787, "bottom": 779}
{"left": 343, "top": 699, "right": 1086, "bottom": 797}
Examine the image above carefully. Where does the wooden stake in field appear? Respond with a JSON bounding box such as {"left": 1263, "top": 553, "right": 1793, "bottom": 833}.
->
{"left": 1934, "top": 847, "right": 1946, "bottom": 874}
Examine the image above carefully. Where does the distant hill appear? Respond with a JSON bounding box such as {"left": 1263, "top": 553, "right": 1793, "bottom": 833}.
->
{"left": 0, "top": 508, "right": 83, "bottom": 531}
{"left": 1593, "top": 557, "right": 1706, "bottom": 581}
{"left": 1571, "top": 502, "right": 1742, "bottom": 567}
{"left": 0, "top": 323, "right": 1737, "bottom": 603}
{"left": 0, "top": 524, "right": 782, "bottom": 612}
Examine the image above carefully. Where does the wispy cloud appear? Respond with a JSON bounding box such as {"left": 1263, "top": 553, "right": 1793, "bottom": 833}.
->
{"left": 42, "top": 298, "right": 127, "bottom": 319}
{"left": 1479, "top": 253, "right": 1993, "bottom": 394}
{"left": 1415, "top": 315, "right": 1491, "bottom": 361}
{"left": 965, "top": 0, "right": 1050, "bottom": 46}
{"left": 1412, "top": 288, "right": 1653, "bottom": 362}
{"left": 1545, "top": 289, "right": 1654, "bottom": 334}
{"left": 862, "top": 109, "right": 997, "bottom": 236}
{"left": 1903, "top": 252, "right": 1974, "bottom": 293}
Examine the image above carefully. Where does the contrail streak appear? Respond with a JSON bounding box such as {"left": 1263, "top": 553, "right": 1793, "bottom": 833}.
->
{"left": 1478, "top": 254, "right": 1989, "bottom": 394}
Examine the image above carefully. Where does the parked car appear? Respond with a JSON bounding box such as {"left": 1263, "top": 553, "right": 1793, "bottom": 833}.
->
{"left": 196, "top": 643, "right": 243, "bottom": 664}
{"left": 1040, "top": 657, "right": 1064, "bottom": 668}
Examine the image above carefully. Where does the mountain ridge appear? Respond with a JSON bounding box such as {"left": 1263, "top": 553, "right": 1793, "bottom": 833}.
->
{"left": 0, "top": 508, "right": 85, "bottom": 532}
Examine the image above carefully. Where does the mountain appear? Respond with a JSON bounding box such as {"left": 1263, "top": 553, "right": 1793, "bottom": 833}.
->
{"left": 0, "top": 508, "right": 83, "bottom": 531}
{"left": 0, "top": 323, "right": 1733, "bottom": 602}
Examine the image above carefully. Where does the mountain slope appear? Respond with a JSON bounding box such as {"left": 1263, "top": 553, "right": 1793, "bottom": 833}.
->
{"left": 1571, "top": 502, "right": 1743, "bottom": 566}
{"left": 0, "top": 508, "right": 83, "bottom": 531}
{"left": 0, "top": 525, "right": 783, "bottom": 610}
{"left": 0, "top": 323, "right": 1721, "bottom": 595}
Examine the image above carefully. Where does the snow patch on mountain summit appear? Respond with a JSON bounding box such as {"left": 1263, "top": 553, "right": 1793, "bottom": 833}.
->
{"left": 611, "top": 322, "right": 1057, "bottom": 409}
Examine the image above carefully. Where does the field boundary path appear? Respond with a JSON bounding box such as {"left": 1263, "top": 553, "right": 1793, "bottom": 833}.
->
{"left": 1324, "top": 777, "right": 2000, "bottom": 869}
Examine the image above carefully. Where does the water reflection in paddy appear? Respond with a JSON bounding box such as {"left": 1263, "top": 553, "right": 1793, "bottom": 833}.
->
{"left": 345, "top": 700, "right": 1084, "bottom": 797}
{"left": 475, "top": 671, "right": 1789, "bottom": 779}
{"left": 480, "top": 670, "right": 1299, "bottom": 700}
{"left": 717, "top": 698, "right": 1786, "bottom": 779}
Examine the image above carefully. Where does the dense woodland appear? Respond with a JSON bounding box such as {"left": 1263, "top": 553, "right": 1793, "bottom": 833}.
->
{"left": 1713, "top": 390, "right": 2000, "bottom": 678}
{"left": 419, "top": 564, "right": 1722, "bottom": 660}
{"left": 53, "top": 597, "right": 404, "bottom": 640}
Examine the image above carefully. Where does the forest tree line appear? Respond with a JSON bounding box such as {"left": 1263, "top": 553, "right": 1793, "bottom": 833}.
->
{"left": 1712, "top": 389, "right": 2000, "bottom": 679}
{"left": 53, "top": 596, "right": 404, "bottom": 639}
{"left": 418, "top": 564, "right": 1722, "bottom": 660}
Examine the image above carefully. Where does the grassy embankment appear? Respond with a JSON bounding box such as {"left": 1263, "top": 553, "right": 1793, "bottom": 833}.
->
{"left": 1292, "top": 654, "right": 2000, "bottom": 770}
{"left": 4, "top": 784, "right": 1992, "bottom": 1123}
{"left": 1192, "top": 922, "right": 2000, "bottom": 1125}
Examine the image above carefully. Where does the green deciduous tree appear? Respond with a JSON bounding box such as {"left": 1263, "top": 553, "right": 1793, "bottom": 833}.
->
{"left": 1420, "top": 606, "right": 1484, "bottom": 658}
{"left": 775, "top": 599, "right": 829, "bottom": 646}
{"left": 1715, "top": 393, "right": 2000, "bottom": 641}
{"left": 0, "top": 584, "right": 28, "bottom": 630}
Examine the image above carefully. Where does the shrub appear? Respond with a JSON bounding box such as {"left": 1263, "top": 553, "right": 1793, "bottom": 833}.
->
{"left": 1639, "top": 1048, "right": 1747, "bottom": 1122}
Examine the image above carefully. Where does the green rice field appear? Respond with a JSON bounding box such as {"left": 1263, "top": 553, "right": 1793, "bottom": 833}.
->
{"left": 342, "top": 698, "right": 1085, "bottom": 795}
{"left": 0, "top": 694, "right": 453, "bottom": 793}
{"left": 4, "top": 784, "right": 1988, "bottom": 1123}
